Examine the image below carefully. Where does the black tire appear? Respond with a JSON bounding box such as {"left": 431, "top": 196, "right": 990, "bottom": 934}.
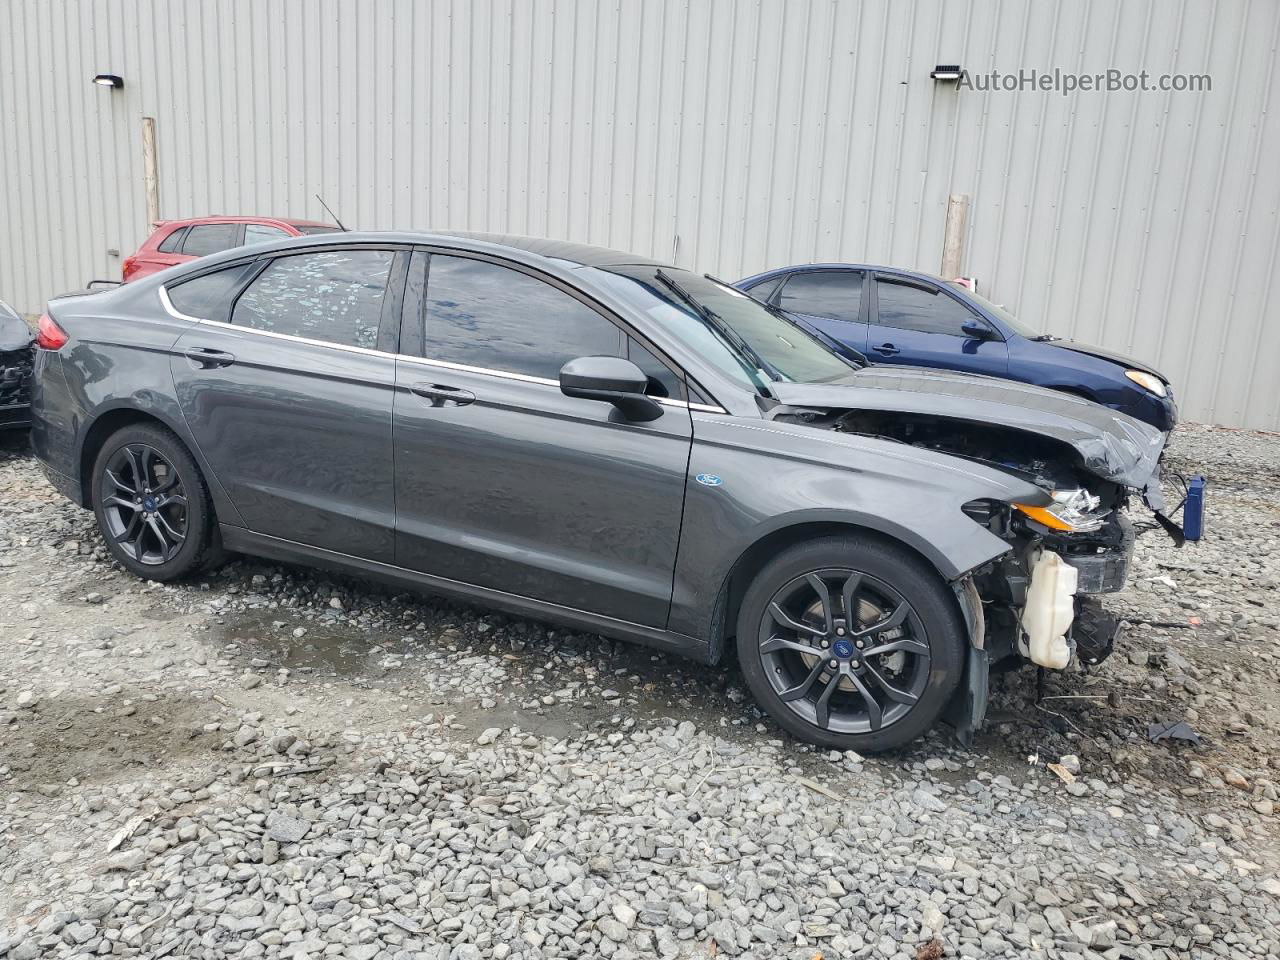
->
{"left": 90, "top": 423, "right": 217, "bottom": 582}
{"left": 735, "top": 535, "right": 965, "bottom": 752}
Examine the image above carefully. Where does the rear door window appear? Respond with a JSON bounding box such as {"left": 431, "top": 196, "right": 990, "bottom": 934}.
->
{"left": 182, "top": 224, "right": 241, "bottom": 257}
{"left": 232, "top": 250, "right": 395, "bottom": 349}
{"left": 421, "top": 255, "right": 624, "bottom": 381}
{"left": 777, "top": 271, "right": 863, "bottom": 323}
{"left": 874, "top": 278, "right": 977, "bottom": 336}
{"left": 244, "top": 224, "right": 292, "bottom": 245}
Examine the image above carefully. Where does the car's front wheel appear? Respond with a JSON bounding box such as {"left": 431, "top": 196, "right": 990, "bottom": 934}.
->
{"left": 736, "top": 535, "right": 965, "bottom": 752}
{"left": 90, "top": 423, "right": 216, "bottom": 581}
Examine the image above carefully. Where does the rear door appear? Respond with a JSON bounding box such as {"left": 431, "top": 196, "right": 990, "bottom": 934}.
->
{"left": 869, "top": 274, "right": 1009, "bottom": 376}
{"left": 180, "top": 223, "right": 245, "bottom": 259}
{"left": 167, "top": 245, "right": 408, "bottom": 561}
{"left": 773, "top": 270, "right": 869, "bottom": 356}
{"left": 391, "top": 250, "right": 693, "bottom": 627}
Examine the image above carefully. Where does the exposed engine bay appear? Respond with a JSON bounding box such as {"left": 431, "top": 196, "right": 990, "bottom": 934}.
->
{"left": 773, "top": 402, "right": 1189, "bottom": 742}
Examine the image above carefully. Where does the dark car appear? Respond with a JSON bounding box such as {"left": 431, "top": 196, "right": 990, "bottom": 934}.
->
{"left": 31, "top": 232, "right": 1185, "bottom": 751}
{"left": 735, "top": 264, "right": 1177, "bottom": 431}
{"left": 0, "top": 299, "right": 34, "bottom": 430}
{"left": 122, "top": 216, "right": 339, "bottom": 283}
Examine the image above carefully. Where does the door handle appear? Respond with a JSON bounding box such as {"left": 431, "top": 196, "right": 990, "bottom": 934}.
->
{"left": 872, "top": 342, "right": 900, "bottom": 356}
{"left": 410, "top": 382, "right": 476, "bottom": 407}
{"left": 183, "top": 348, "right": 236, "bottom": 369}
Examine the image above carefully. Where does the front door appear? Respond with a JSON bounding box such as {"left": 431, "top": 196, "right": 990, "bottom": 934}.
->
{"left": 869, "top": 275, "right": 1010, "bottom": 376}
{"left": 392, "top": 251, "right": 693, "bottom": 627}
{"left": 774, "top": 269, "right": 869, "bottom": 357}
{"left": 168, "top": 246, "right": 408, "bottom": 562}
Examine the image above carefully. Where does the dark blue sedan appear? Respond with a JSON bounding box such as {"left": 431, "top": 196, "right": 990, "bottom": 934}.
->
{"left": 735, "top": 264, "right": 1177, "bottom": 431}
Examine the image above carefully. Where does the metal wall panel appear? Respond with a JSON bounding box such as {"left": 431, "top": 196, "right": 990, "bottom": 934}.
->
{"left": 2, "top": 0, "right": 1277, "bottom": 427}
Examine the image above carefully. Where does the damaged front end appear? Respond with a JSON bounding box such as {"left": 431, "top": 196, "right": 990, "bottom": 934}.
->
{"left": 820, "top": 406, "right": 1150, "bottom": 663}
{"left": 768, "top": 379, "right": 1193, "bottom": 743}
{"left": 0, "top": 300, "right": 35, "bottom": 431}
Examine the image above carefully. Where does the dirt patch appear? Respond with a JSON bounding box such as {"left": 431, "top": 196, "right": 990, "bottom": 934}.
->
{"left": 0, "top": 690, "right": 218, "bottom": 789}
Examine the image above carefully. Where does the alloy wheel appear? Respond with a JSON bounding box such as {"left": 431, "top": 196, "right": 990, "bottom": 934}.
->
{"left": 100, "top": 443, "right": 189, "bottom": 565}
{"left": 757, "top": 567, "right": 932, "bottom": 734}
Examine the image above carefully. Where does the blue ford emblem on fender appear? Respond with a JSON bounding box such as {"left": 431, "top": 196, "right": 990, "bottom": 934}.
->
{"left": 833, "top": 639, "right": 855, "bottom": 659}
{"left": 695, "top": 474, "right": 723, "bottom": 487}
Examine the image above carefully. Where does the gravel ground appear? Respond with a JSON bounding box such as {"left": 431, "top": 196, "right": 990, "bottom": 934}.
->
{"left": 1, "top": 422, "right": 1278, "bottom": 960}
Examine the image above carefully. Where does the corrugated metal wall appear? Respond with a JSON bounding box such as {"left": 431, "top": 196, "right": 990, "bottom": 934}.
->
{"left": 2, "top": 0, "right": 1278, "bottom": 428}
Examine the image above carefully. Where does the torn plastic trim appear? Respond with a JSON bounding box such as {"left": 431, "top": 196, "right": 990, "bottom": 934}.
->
{"left": 945, "top": 576, "right": 990, "bottom": 748}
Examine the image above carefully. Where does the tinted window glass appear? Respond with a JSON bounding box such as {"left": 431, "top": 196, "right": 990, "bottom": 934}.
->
{"left": 166, "top": 264, "right": 253, "bottom": 319}
{"left": 742, "top": 275, "right": 783, "bottom": 303}
{"left": 244, "top": 224, "right": 291, "bottom": 245}
{"left": 157, "top": 226, "right": 187, "bottom": 253}
{"left": 875, "top": 280, "right": 978, "bottom": 336}
{"left": 297, "top": 225, "right": 340, "bottom": 236}
{"left": 232, "top": 250, "right": 393, "bottom": 349}
{"left": 423, "top": 256, "right": 623, "bottom": 380}
{"left": 778, "top": 271, "right": 862, "bottom": 323}
{"left": 182, "top": 224, "right": 241, "bottom": 257}
{"left": 628, "top": 337, "right": 684, "bottom": 400}
{"left": 588, "top": 266, "right": 857, "bottom": 390}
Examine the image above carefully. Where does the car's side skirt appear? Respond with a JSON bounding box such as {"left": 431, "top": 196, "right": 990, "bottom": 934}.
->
{"left": 218, "top": 525, "right": 713, "bottom": 664}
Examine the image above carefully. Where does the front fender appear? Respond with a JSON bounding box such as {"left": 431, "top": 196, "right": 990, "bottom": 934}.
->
{"left": 667, "top": 414, "right": 1046, "bottom": 641}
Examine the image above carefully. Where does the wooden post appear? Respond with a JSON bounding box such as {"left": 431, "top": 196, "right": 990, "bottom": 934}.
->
{"left": 940, "top": 193, "right": 969, "bottom": 278}
{"left": 142, "top": 117, "right": 160, "bottom": 227}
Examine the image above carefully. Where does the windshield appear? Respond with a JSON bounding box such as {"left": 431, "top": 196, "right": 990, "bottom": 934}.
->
{"left": 954, "top": 286, "right": 1042, "bottom": 338}
{"left": 295, "top": 225, "right": 341, "bottom": 236}
{"left": 587, "top": 265, "right": 859, "bottom": 391}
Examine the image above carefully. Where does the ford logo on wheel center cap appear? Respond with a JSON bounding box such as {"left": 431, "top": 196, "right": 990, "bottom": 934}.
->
{"left": 832, "top": 639, "right": 855, "bottom": 659}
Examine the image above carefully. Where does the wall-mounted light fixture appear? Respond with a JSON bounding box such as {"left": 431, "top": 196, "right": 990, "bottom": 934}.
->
{"left": 93, "top": 73, "right": 124, "bottom": 89}
{"left": 930, "top": 65, "right": 963, "bottom": 81}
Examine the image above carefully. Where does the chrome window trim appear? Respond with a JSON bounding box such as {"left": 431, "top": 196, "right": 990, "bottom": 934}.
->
{"left": 158, "top": 286, "right": 203, "bottom": 324}
{"left": 158, "top": 282, "right": 728, "bottom": 413}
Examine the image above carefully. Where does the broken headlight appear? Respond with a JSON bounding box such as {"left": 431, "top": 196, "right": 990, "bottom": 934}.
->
{"left": 1013, "top": 488, "right": 1107, "bottom": 533}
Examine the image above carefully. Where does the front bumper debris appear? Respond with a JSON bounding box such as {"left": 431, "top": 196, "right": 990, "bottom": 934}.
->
{"left": 0, "top": 346, "right": 33, "bottom": 429}
{"left": 1060, "top": 512, "right": 1135, "bottom": 593}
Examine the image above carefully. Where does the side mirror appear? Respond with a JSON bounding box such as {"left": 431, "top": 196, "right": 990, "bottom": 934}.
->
{"left": 961, "top": 319, "right": 996, "bottom": 340}
{"left": 560, "top": 356, "right": 663, "bottom": 422}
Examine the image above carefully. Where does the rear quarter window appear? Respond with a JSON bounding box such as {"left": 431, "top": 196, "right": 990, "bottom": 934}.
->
{"left": 157, "top": 226, "right": 188, "bottom": 253}
{"left": 166, "top": 264, "right": 254, "bottom": 321}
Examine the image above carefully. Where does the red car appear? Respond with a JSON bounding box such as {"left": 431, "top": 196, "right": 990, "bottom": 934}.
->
{"left": 121, "top": 216, "right": 338, "bottom": 283}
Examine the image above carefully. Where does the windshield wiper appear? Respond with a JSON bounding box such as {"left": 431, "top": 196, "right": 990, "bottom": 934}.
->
{"left": 654, "top": 269, "right": 780, "bottom": 396}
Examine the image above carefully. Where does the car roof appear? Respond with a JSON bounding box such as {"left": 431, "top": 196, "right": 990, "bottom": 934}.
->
{"left": 440, "top": 231, "right": 670, "bottom": 269}
{"left": 156, "top": 216, "right": 334, "bottom": 229}
{"left": 738, "top": 262, "right": 950, "bottom": 287}
{"left": 171, "top": 229, "right": 673, "bottom": 274}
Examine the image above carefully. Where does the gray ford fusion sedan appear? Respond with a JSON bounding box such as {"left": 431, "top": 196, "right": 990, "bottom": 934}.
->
{"left": 30, "top": 232, "right": 1180, "bottom": 751}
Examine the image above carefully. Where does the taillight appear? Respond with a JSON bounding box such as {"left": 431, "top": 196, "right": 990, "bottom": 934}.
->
{"left": 35, "top": 313, "right": 69, "bottom": 350}
{"left": 121, "top": 256, "right": 138, "bottom": 281}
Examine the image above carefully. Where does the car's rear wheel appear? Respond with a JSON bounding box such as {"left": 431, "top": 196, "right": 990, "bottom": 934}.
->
{"left": 735, "top": 535, "right": 965, "bottom": 752}
{"left": 91, "top": 423, "right": 216, "bottom": 581}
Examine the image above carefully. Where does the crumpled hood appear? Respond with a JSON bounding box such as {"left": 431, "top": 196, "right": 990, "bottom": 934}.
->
{"left": 772, "top": 365, "right": 1167, "bottom": 497}
{"left": 1046, "top": 338, "right": 1167, "bottom": 381}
